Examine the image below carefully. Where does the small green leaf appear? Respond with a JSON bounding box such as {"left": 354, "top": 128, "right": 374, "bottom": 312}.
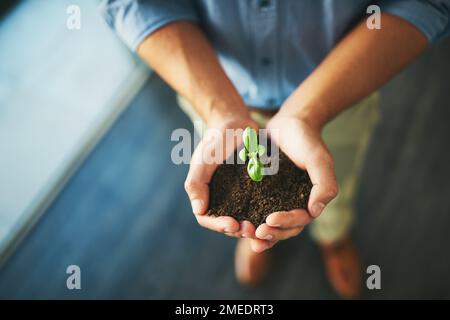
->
{"left": 238, "top": 148, "right": 247, "bottom": 162}
{"left": 257, "top": 144, "right": 265, "bottom": 157}
{"left": 243, "top": 127, "right": 258, "bottom": 153}
{"left": 247, "top": 157, "right": 264, "bottom": 182}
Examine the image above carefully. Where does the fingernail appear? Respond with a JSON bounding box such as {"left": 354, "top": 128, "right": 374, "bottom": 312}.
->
{"left": 191, "top": 199, "right": 203, "bottom": 215}
{"left": 263, "top": 234, "right": 273, "bottom": 240}
{"left": 311, "top": 202, "right": 325, "bottom": 217}
{"left": 268, "top": 223, "right": 281, "bottom": 227}
{"left": 265, "top": 218, "right": 277, "bottom": 227}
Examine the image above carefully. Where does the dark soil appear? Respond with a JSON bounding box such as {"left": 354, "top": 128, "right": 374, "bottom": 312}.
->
{"left": 207, "top": 148, "right": 312, "bottom": 227}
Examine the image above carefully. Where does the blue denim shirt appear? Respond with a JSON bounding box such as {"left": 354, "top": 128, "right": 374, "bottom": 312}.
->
{"left": 100, "top": 0, "right": 450, "bottom": 108}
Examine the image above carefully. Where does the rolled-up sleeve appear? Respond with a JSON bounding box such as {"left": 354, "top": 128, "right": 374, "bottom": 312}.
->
{"left": 379, "top": 0, "right": 450, "bottom": 43}
{"left": 99, "top": 0, "right": 198, "bottom": 51}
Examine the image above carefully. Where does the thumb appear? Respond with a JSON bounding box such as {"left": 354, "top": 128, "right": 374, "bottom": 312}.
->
{"left": 184, "top": 178, "right": 210, "bottom": 215}
{"left": 305, "top": 150, "right": 338, "bottom": 218}
{"left": 184, "top": 138, "right": 219, "bottom": 215}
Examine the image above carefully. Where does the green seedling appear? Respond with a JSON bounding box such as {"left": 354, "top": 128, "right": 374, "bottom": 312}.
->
{"left": 238, "top": 127, "right": 265, "bottom": 182}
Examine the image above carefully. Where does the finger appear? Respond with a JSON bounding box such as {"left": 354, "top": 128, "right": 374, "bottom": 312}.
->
{"left": 185, "top": 138, "right": 220, "bottom": 215}
{"left": 266, "top": 209, "right": 313, "bottom": 228}
{"left": 249, "top": 238, "right": 277, "bottom": 253}
{"left": 184, "top": 178, "right": 210, "bottom": 215}
{"left": 224, "top": 220, "right": 256, "bottom": 238}
{"left": 256, "top": 223, "right": 304, "bottom": 241}
{"left": 224, "top": 232, "right": 241, "bottom": 238}
{"left": 239, "top": 220, "right": 256, "bottom": 238}
{"left": 305, "top": 151, "right": 338, "bottom": 218}
{"left": 195, "top": 215, "right": 240, "bottom": 233}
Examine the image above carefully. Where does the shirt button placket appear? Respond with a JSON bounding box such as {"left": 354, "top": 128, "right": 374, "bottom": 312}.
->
{"left": 253, "top": 0, "right": 278, "bottom": 107}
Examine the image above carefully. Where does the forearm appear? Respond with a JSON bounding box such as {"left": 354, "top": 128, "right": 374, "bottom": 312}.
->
{"left": 280, "top": 14, "right": 428, "bottom": 129}
{"left": 137, "top": 21, "right": 250, "bottom": 125}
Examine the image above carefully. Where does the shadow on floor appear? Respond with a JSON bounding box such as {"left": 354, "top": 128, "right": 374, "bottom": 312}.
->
{"left": 1, "top": 40, "right": 450, "bottom": 299}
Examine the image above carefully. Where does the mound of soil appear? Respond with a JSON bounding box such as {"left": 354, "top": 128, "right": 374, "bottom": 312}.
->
{"left": 207, "top": 150, "right": 312, "bottom": 227}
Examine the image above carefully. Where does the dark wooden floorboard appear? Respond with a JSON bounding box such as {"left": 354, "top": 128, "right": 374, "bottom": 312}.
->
{"left": 1, "top": 40, "right": 450, "bottom": 299}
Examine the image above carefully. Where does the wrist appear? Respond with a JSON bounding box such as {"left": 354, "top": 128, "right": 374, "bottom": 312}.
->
{"left": 278, "top": 102, "right": 329, "bottom": 131}
{"left": 203, "top": 98, "right": 253, "bottom": 128}
{"left": 207, "top": 111, "right": 256, "bottom": 131}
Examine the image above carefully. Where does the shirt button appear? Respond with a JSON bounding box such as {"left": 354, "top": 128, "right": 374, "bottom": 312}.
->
{"left": 266, "top": 98, "right": 276, "bottom": 106}
{"left": 261, "top": 57, "right": 271, "bottom": 66}
{"left": 259, "top": 0, "right": 271, "bottom": 9}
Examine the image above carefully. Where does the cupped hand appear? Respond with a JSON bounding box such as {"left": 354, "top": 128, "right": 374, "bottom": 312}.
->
{"left": 184, "top": 114, "right": 260, "bottom": 238}
{"left": 249, "top": 112, "right": 339, "bottom": 252}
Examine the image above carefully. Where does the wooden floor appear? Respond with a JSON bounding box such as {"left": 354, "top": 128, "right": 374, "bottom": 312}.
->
{"left": 1, "top": 40, "right": 450, "bottom": 299}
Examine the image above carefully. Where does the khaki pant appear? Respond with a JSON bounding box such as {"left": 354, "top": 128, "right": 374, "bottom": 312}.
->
{"left": 178, "top": 94, "right": 379, "bottom": 244}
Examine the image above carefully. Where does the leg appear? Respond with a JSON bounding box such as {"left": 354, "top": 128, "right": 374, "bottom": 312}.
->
{"left": 310, "top": 93, "right": 379, "bottom": 298}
